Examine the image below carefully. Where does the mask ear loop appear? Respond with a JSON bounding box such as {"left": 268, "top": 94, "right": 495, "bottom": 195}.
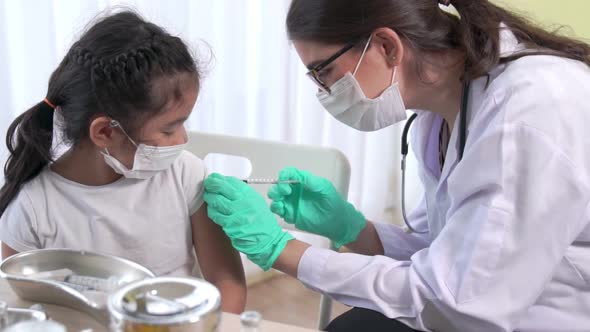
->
{"left": 103, "top": 121, "right": 121, "bottom": 157}
{"left": 389, "top": 43, "right": 399, "bottom": 85}
{"left": 391, "top": 66, "right": 398, "bottom": 86}
{"left": 353, "top": 35, "right": 373, "bottom": 76}
{"left": 109, "top": 120, "right": 163, "bottom": 162}
{"left": 109, "top": 120, "right": 138, "bottom": 147}
{"left": 105, "top": 120, "right": 152, "bottom": 163}
{"left": 354, "top": 35, "right": 397, "bottom": 89}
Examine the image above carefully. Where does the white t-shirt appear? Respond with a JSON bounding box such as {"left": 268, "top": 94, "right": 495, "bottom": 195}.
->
{"left": 0, "top": 151, "right": 206, "bottom": 277}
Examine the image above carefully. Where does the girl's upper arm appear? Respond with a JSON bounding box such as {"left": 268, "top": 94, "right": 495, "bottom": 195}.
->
{"left": 191, "top": 204, "right": 246, "bottom": 313}
{"left": 1, "top": 242, "right": 19, "bottom": 259}
{"left": 191, "top": 204, "right": 244, "bottom": 282}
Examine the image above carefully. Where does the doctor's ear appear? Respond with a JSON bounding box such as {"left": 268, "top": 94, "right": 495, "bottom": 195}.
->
{"left": 89, "top": 116, "right": 117, "bottom": 149}
{"left": 372, "top": 28, "right": 404, "bottom": 67}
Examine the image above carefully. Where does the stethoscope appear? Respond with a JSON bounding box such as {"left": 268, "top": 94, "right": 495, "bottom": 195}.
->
{"left": 400, "top": 82, "right": 471, "bottom": 233}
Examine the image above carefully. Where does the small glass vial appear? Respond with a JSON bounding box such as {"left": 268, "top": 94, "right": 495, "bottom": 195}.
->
{"left": 240, "top": 311, "right": 262, "bottom": 332}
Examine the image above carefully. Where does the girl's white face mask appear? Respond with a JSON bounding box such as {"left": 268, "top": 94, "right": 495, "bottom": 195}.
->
{"left": 317, "top": 36, "right": 407, "bottom": 132}
{"left": 101, "top": 120, "right": 186, "bottom": 180}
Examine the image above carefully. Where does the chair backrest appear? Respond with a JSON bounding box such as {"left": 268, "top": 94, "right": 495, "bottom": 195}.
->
{"left": 187, "top": 131, "right": 345, "bottom": 329}
{"left": 187, "top": 131, "right": 351, "bottom": 198}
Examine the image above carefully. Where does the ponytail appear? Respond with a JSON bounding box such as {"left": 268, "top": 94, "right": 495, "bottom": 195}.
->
{"left": 0, "top": 101, "right": 54, "bottom": 216}
{"left": 451, "top": 0, "right": 590, "bottom": 80}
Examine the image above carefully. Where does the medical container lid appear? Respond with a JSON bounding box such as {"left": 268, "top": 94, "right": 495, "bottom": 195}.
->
{"left": 108, "top": 277, "right": 221, "bottom": 325}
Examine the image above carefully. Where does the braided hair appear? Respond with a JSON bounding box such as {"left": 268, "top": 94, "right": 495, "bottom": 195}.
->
{"left": 0, "top": 11, "right": 200, "bottom": 215}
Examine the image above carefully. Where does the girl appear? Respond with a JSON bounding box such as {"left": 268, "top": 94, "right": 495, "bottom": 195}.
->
{"left": 0, "top": 11, "right": 246, "bottom": 313}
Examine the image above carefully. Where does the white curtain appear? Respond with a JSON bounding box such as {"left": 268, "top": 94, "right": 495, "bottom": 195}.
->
{"left": 0, "top": 0, "right": 423, "bottom": 224}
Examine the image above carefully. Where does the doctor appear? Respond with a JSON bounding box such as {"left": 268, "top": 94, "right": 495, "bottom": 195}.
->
{"left": 204, "top": 0, "right": 590, "bottom": 331}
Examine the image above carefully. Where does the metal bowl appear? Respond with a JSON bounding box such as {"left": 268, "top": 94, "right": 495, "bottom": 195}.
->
{"left": 0, "top": 249, "right": 155, "bottom": 325}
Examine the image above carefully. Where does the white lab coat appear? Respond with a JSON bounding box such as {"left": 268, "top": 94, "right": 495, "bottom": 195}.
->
{"left": 296, "top": 28, "right": 590, "bottom": 331}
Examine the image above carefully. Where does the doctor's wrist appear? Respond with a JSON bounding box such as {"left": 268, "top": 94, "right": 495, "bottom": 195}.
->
{"left": 333, "top": 206, "right": 367, "bottom": 248}
{"left": 343, "top": 221, "right": 384, "bottom": 256}
{"left": 273, "top": 239, "right": 311, "bottom": 278}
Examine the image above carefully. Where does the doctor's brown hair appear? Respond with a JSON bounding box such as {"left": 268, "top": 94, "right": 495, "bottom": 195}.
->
{"left": 0, "top": 11, "right": 200, "bottom": 216}
{"left": 286, "top": 0, "right": 590, "bottom": 81}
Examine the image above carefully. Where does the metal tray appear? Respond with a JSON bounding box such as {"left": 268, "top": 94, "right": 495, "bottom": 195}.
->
{"left": 0, "top": 249, "right": 155, "bottom": 325}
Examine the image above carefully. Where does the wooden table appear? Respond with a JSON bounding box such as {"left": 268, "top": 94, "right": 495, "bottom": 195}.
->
{"left": 0, "top": 278, "right": 318, "bottom": 331}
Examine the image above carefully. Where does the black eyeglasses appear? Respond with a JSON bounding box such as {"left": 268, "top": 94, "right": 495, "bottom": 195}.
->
{"left": 306, "top": 40, "right": 358, "bottom": 94}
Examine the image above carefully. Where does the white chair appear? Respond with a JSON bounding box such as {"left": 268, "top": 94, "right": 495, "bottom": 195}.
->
{"left": 186, "top": 131, "right": 351, "bottom": 330}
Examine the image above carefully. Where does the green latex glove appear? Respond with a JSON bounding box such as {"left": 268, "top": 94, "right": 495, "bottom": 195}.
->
{"left": 267, "top": 167, "right": 366, "bottom": 248}
{"left": 203, "top": 173, "right": 294, "bottom": 271}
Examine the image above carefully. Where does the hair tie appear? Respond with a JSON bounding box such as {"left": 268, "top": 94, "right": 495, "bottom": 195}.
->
{"left": 43, "top": 98, "right": 56, "bottom": 109}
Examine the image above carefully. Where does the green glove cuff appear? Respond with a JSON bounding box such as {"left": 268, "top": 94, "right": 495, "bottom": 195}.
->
{"left": 333, "top": 206, "right": 367, "bottom": 249}
{"left": 249, "top": 231, "right": 295, "bottom": 271}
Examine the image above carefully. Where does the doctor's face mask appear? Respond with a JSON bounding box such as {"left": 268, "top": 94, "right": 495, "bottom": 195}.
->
{"left": 295, "top": 36, "right": 407, "bottom": 132}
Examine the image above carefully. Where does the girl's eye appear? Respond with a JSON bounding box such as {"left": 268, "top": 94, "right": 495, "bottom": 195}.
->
{"left": 163, "top": 130, "right": 176, "bottom": 136}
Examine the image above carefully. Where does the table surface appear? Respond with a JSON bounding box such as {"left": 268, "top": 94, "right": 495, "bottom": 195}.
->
{"left": 0, "top": 278, "right": 318, "bottom": 331}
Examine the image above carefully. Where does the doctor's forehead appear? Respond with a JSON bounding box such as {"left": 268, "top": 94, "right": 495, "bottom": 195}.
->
{"left": 293, "top": 40, "right": 349, "bottom": 69}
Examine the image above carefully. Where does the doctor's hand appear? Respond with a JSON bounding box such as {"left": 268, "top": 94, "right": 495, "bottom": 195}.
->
{"left": 204, "top": 173, "right": 294, "bottom": 271}
{"left": 268, "top": 167, "right": 366, "bottom": 248}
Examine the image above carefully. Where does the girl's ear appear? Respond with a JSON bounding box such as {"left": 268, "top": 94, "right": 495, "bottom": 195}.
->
{"left": 89, "top": 116, "right": 116, "bottom": 149}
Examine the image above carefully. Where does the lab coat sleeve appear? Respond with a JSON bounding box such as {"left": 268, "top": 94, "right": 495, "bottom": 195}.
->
{"left": 373, "top": 196, "right": 431, "bottom": 261}
{"left": 297, "top": 124, "right": 590, "bottom": 332}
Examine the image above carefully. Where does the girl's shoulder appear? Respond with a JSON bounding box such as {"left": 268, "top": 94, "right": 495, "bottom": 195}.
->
{"left": 170, "top": 151, "right": 207, "bottom": 215}
{"left": 171, "top": 150, "right": 207, "bottom": 181}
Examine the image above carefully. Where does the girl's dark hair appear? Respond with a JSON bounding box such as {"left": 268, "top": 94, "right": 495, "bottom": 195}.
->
{"left": 286, "top": 0, "right": 590, "bottom": 80}
{"left": 0, "top": 10, "right": 199, "bottom": 215}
